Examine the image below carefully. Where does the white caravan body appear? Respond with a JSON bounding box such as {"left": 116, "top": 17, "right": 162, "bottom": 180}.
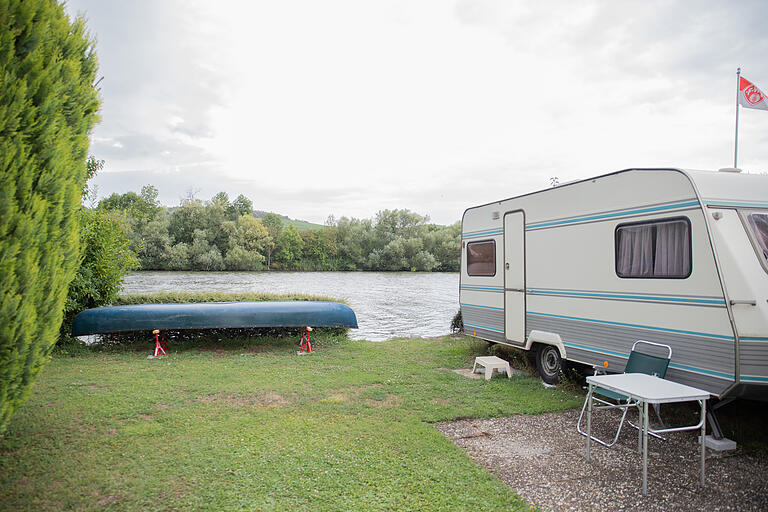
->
{"left": 460, "top": 168, "right": 768, "bottom": 399}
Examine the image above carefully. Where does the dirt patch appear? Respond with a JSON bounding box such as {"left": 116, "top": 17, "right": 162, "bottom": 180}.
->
{"left": 195, "top": 392, "right": 288, "bottom": 408}
{"left": 437, "top": 409, "right": 768, "bottom": 512}
{"left": 366, "top": 393, "right": 401, "bottom": 407}
{"left": 96, "top": 495, "right": 121, "bottom": 506}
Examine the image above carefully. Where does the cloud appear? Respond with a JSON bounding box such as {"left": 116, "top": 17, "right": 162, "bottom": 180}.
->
{"left": 66, "top": 0, "right": 227, "bottom": 170}
{"left": 68, "top": 1, "right": 768, "bottom": 226}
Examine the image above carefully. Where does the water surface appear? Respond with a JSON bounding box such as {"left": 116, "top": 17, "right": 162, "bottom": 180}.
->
{"left": 121, "top": 271, "right": 460, "bottom": 341}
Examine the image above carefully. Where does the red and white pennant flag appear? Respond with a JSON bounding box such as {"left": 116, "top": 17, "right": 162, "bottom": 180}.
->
{"left": 739, "top": 76, "right": 768, "bottom": 111}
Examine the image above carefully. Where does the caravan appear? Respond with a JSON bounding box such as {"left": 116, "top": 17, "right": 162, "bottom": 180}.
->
{"left": 460, "top": 168, "right": 768, "bottom": 400}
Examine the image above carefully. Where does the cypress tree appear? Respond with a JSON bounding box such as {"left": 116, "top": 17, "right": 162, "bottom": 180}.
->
{"left": 0, "top": 0, "right": 100, "bottom": 434}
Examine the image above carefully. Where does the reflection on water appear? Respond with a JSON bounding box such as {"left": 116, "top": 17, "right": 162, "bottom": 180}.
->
{"left": 121, "top": 271, "right": 460, "bottom": 341}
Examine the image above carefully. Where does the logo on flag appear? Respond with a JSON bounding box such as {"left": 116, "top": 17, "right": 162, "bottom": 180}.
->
{"left": 739, "top": 76, "right": 768, "bottom": 111}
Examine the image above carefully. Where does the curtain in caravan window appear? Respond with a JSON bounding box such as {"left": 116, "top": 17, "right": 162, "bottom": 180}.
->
{"left": 616, "top": 225, "right": 654, "bottom": 277}
{"left": 653, "top": 220, "right": 690, "bottom": 276}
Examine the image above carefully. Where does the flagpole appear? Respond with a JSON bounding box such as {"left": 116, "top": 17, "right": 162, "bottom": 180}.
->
{"left": 734, "top": 67, "right": 741, "bottom": 168}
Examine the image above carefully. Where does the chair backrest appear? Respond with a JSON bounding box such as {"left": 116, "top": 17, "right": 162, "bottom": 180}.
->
{"left": 625, "top": 351, "right": 670, "bottom": 378}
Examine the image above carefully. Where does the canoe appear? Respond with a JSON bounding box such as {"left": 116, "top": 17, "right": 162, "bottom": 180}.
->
{"left": 71, "top": 301, "right": 358, "bottom": 336}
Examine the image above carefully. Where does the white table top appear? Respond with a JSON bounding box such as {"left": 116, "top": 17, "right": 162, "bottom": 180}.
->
{"left": 587, "top": 373, "right": 710, "bottom": 403}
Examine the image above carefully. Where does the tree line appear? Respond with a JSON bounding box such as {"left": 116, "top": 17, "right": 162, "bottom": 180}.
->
{"left": 94, "top": 188, "right": 461, "bottom": 273}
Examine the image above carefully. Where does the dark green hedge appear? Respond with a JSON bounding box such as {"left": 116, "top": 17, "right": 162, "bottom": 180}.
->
{"left": 0, "top": 0, "right": 100, "bottom": 435}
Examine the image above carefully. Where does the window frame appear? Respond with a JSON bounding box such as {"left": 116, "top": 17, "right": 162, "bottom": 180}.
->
{"left": 614, "top": 216, "right": 692, "bottom": 279}
{"left": 739, "top": 209, "right": 768, "bottom": 275}
{"left": 466, "top": 239, "right": 497, "bottom": 277}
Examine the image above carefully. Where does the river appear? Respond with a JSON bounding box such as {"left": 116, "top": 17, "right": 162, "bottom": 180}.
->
{"left": 121, "top": 271, "right": 460, "bottom": 341}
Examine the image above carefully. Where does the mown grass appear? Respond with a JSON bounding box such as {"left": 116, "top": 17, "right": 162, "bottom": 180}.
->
{"left": 114, "top": 291, "right": 345, "bottom": 305}
{"left": 0, "top": 334, "right": 582, "bottom": 511}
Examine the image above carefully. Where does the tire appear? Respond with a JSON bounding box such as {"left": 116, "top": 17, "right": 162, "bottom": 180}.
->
{"left": 535, "top": 344, "right": 562, "bottom": 385}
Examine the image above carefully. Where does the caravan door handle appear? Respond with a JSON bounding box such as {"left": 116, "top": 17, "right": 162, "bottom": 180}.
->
{"left": 729, "top": 299, "right": 757, "bottom": 306}
{"left": 505, "top": 263, "right": 510, "bottom": 270}
{"left": 505, "top": 288, "right": 525, "bottom": 293}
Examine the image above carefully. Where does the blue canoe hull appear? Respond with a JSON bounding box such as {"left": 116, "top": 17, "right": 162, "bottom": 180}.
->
{"left": 71, "top": 301, "right": 358, "bottom": 336}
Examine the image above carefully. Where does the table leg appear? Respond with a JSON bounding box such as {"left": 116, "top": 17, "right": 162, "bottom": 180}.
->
{"left": 586, "top": 384, "right": 594, "bottom": 462}
{"left": 701, "top": 399, "right": 706, "bottom": 487}
{"left": 637, "top": 403, "right": 642, "bottom": 454}
{"left": 642, "top": 400, "right": 648, "bottom": 496}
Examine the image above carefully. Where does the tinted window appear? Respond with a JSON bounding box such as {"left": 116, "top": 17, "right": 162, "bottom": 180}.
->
{"left": 467, "top": 240, "right": 496, "bottom": 276}
{"left": 616, "top": 218, "right": 691, "bottom": 278}
{"left": 747, "top": 212, "right": 768, "bottom": 268}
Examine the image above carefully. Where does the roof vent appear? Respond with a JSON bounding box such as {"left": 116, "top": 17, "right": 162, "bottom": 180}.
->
{"left": 718, "top": 167, "right": 742, "bottom": 173}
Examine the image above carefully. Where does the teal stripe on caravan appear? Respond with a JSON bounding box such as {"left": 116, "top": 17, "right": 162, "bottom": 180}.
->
{"left": 460, "top": 285, "right": 504, "bottom": 292}
{"left": 528, "top": 289, "right": 726, "bottom": 306}
{"left": 460, "top": 303, "right": 504, "bottom": 311}
{"left": 740, "top": 375, "right": 768, "bottom": 383}
{"left": 667, "top": 362, "right": 734, "bottom": 380}
{"left": 526, "top": 200, "right": 700, "bottom": 230}
{"left": 462, "top": 229, "right": 503, "bottom": 239}
{"left": 528, "top": 311, "right": 735, "bottom": 341}
{"left": 704, "top": 199, "right": 768, "bottom": 209}
{"left": 464, "top": 322, "right": 504, "bottom": 333}
{"left": 561, "top": 341, "right": 627, "bottom": 359}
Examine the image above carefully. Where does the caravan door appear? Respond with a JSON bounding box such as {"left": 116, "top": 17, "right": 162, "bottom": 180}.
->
{"left": 504, "top": 211, "right": 526, "bottom": 343}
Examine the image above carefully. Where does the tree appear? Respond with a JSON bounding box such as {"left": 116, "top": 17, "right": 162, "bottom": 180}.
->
{"left": 135, "top": 218, "right": 172, "bottom": 269}
{"left": 168, "top": 199, "right": 205, "bottom": 245}
{"left": 224, "top": 215, "right": 268, "bottom": 270}
{"left": 188, "top": 230, "right": 224, "bottom": 271}
{"left": 0, "top": 0, "right": 100, "bottom": 435}
{"left": 98, "top": 185, "right": 160, "bottom": 225}
{"left": 231, "top": 194, "right": 253, "bottom": 218}
{"left": 275, "top": 224, "right": 304, "bottom": 268}
{"left": 261, "top": 213, "right": 283, "bottom": 270}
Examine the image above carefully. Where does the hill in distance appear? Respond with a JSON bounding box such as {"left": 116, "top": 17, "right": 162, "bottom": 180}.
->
{"left": 252, "top": 210, "right": 324, "bottom": 231}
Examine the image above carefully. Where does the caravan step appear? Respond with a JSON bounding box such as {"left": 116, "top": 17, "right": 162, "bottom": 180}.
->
{"left": 472, "top": 356, "right": 513, "bottom": 380}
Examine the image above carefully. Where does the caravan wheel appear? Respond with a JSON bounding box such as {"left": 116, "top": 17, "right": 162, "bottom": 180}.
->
{"left": 535, "top": 344, "right": 562, "bottom": 385}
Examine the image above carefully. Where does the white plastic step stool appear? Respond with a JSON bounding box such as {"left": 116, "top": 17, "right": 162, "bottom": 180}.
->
{"left": 472, "top": 356, "right": 512, "bottom": 380}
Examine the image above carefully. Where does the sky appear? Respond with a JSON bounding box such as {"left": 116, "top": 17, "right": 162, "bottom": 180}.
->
{"left": 64, "top": 0, "right": 768, "bottom": 225}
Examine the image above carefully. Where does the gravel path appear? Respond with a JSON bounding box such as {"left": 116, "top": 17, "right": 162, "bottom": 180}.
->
{"left": 436, "top": 409, "right": 768, "bottom": 511}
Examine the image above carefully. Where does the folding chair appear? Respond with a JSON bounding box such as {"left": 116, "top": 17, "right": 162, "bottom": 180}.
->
{"left": 576, "top": 340, "right": 672, "bottom": 448}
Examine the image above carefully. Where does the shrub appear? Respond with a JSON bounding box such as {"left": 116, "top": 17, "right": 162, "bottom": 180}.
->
{"left": 0, "top": 0, "right": 100, "bottom": 435}
{"left": 61, "top": 209, "right": 139, "bottom": 338}
{"left": 450, "top": 309, "right": 463, "bottom": 333}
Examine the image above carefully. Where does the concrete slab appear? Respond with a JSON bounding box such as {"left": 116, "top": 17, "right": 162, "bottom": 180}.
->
{"left": 701, "top": 434, "right": 738, "bottom": 451}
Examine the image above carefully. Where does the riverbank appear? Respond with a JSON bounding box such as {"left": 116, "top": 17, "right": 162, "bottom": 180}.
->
{"left": 0, "top": 334, "right": 581, "bottom": 511}
{"left": 120, "top": 271, "right": 460, "bottom": 341}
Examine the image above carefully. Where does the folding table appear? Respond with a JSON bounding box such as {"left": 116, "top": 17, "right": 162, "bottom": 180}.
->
{"left": 584, "top": 373, "right": 710, "bottom": 496}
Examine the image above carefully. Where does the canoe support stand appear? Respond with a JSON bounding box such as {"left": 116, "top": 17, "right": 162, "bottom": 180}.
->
{"left": 298, "top": 326, "right": 313, "bottom": 355}
{"left": 150, "top": 329, "right": 168, "bottom": 358}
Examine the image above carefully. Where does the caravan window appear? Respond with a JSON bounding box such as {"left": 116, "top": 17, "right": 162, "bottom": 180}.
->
{"left": 615, "top": 218, "right": 691, "bottom": 278}
{"left": 467, "top": 240, "right": 496, "bottom": 276}
{"left": 746, "top": 212, "right": 768, "bottom": 270}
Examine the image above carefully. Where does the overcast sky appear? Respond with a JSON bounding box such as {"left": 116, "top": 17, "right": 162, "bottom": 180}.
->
{"left": 64, "top": 0, "right": 768, "bottom": 225}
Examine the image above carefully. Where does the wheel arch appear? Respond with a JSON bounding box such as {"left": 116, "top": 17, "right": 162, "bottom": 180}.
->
{"left": 525, "top": 330, "right": 567, "bottom": 359}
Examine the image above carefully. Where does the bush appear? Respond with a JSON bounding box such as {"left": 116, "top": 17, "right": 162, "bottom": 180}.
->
{"left": 61, "top": 209, "right": 139, "bottom": 338}
{"left": 0, "top": 0, "right": 100, "bottom": 435}
{"left": 450, "top": 309, "right": 463, "bottom": 333}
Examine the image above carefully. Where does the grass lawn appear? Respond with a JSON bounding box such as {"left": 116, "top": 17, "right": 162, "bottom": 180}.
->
{"left": 0, "top": 334, "right": 582, "bottom": 511}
